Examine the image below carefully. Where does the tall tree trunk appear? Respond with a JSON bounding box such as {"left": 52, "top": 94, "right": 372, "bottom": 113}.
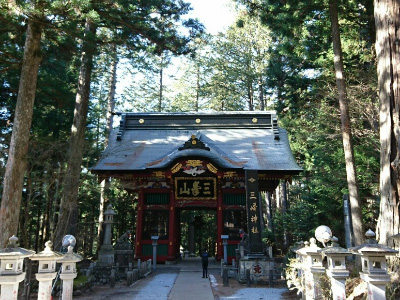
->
{"left": 196, "top": 64, "right": 200, "bottom": 112}
{"left": 247, "top": 83, "right": 254, "bottom": 111}
{"left": 105, "top": 55, "right": 117, "bottom": 145}
{"left": 158, "top": 53, "right": 163, "bottom": 112}
{"left": 329, "top": 0, "right": 364, "bottom": 246}
{"left": 50, "top": 162, "right": 62, "bottom": 241}
{"left": 0, "top": 19, "right": 43, "bottom": 248}
{"left": 280, "top": 180, "right": 288, "bottom": 250}
{"left": 258, "top": 76, "right": 264, "bottom": 111}
{"left": 265, "top": 192, "right": 273, "bottom": 231}
{"left": 54, "top": 19, "right": 97, "bottom": 249}
{"left": 20, "top": 173, "right": 33, "bottom": 248}
{"left": 375, "top": 0, "right": 400, "bottom": 246}
{"left": 97, "top": 54, "right": 117, "bottom": 250}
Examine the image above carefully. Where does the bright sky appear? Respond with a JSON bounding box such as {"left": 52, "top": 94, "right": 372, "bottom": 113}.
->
{"left": 115, "top": 0, "right": 236, "bottom": 110}
{"left": 186, "top": 0, "right": 236, "bottom": 35}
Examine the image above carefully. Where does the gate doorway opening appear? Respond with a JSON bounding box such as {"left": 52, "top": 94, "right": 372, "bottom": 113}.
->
{"left": 178, "top": 209, "right": 216, "bottom": 258}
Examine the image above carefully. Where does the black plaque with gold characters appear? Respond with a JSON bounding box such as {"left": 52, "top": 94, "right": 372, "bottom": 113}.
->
{"left": 245, "top": 170, "right": 263, "bottom": 254}
{"left": 175, "top": 177, "right": 217, "bottom": 200}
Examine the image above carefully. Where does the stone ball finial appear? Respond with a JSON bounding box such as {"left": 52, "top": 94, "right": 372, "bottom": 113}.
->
{"left": 315, "top": 225, "right": 332, "bottom": 247}
{"left": 310, "top": 237, "right": 317, "bottom": 246}
{"left": 365, "top": 229, "right": 376, "bottom": 238}
{"left": 67, "top": 245, "right": 74, "bottom": 254}
{"left": 8, "top": 235, "right": 18, "bottom": 248}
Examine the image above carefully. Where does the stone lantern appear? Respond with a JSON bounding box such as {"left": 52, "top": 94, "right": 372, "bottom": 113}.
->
{"left": 56, "top": 240, "right": 83, "bottom": 300}
{"left": 98, "top": 204, "right": 116, "bottom": 266}
{"left": 0, "top": 236, "right": 35, "bottom": 300}
{"left": 297, "top": 238, "right": 324, "bottom": 299}
{"left": 221, "top": 235, "right": 229, "bottom": 264}
{"left": 350, "top": 229, "right": 398, "bottom": 300}
{"left": 30, "top": 241, "right": 64, "bottom": 300}
{"left": 319, "top": 236, "right": 351, "bottom": 300}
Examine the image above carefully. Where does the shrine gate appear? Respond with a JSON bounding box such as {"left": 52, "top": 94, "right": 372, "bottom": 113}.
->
{"left": 92, "top": 111, "right": 301, "bottom": 263}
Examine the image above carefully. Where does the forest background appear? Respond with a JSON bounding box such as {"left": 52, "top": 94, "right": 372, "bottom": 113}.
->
{"left": 0, "top": 0, "right": 398, "bottom": 263}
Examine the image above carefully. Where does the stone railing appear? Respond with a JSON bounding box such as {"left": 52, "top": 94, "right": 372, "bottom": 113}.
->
{"left": 0, "top": 235, "right": 82, "bottom": 300}
{"left": 289, "top": 228, "right": 398, "bottom": 300}
{"left": 137, "top": 258, "right": 152, "bottom": 278}
{"left": 0, "top": 236, "right": 154, "bottom": 300}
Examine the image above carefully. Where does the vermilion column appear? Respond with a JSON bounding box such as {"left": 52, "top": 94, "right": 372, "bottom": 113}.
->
{"left": 217, "top": 188, "right": 223, "bottom": 261}
{"left": 168, "top": 189, "right": 176, "bottom": 260}
{"left": 135, "top": 190, "right": 144, "bottom": 259}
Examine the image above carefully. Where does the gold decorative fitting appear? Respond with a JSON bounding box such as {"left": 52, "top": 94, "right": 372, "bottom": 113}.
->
{"left": 139, "top": 119, "right": 144, "bottom": 124}
{"left": 171, "top": 163, "right": 182, "bottom": 173}
{"left": 186, "top": 160, "right": 203, "bottom": 167}
{"left": 195, "top": 118, "right": 201, "bottom": 124}
{"left": 252, "top": 118, "right": 258, "bottom": 123}
{"left": 192, "top": 140, "right": 197, "bottom": 145}
{"left": 207, "top": 163, "right": 218, "bottom": 174}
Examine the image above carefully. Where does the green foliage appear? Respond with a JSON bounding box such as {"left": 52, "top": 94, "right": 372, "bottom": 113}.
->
{"left": 180, "top": 210, "right": 216, "bottom": 256}
{"left": 0, "top": 0, "right": 382, "bottom": 257}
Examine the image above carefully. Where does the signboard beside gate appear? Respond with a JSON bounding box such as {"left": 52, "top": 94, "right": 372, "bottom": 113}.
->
{"left": 245, "top": 170, "right": 264, "bottom": 255}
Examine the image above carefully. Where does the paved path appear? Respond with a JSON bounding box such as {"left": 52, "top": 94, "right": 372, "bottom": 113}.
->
{"left": 75, "top": 258, "right": 292, "bottom": 300}
{"left": 167, "top": 257, "right": 215, "bottom": 300}
{"left": 168, "top": 270, "right": 214, "bottom": 300}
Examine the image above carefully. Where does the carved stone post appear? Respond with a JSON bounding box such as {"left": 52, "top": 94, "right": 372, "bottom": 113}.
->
{"left": 298, "top": 238, "right": 323, "bottom": 300}
{"left": 350, "top": 230, "right": 398, "bottom": 300}
{"left": 0, "top": 236, "right": 35, "bottom": 300}
{"left": 151, "top": 236, "right": 159, "bottom": 271}
{"left": 319, "top": 237, "right": 351, "bottom": 300}
{"left": 221, "top": 235, "right": 229, "bottom": 264}
{"left": 30, "top": 241, "right": 64, "bottom": 300}
{"left": 57, "top": 244, "right": 83, "bottom": 300}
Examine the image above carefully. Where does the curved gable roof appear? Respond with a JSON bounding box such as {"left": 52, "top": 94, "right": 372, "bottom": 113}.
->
{"left": 92, "top": 111, "right": 302, "bottom": 174}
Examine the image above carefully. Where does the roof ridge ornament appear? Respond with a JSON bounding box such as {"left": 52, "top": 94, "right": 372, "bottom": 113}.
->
{"left": 179, "top": 134, "right": 210, "bottom": 151}
{"left": 116, "top": 114, "right": 126, "bottom": 141}
{"left": 273, "top": 117, "right": 280, "bottom": 140}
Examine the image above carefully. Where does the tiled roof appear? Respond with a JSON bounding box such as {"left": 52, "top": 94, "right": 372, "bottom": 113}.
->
{"left": 92, "top": 111, "right": 302, "bottom": 173}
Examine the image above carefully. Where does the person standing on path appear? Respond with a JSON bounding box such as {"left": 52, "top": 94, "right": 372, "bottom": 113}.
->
{"left": 201, "top": 248, "right": 209, "bottom": 278}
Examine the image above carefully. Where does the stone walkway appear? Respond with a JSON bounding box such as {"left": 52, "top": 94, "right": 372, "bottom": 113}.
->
{"left": 74, "top": 258, "right": 297, "bottom": 300}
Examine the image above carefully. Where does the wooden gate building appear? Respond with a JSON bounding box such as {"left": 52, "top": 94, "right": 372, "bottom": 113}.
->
{"left": 92, "top": 111, "right": 301, "bottom": 262}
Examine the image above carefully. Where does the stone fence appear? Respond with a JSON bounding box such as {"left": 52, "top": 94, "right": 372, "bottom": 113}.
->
{"left": 0, "top": 235, "right": 152, "bottom": 300}
{"left": 0, "top": 235, "right": 82, "bottom": 300}
{"left": 289, "top": 228, "right": 398, "bottom": 300}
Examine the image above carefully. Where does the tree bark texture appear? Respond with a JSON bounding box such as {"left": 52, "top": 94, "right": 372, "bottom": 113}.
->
{"left": 54, "top": 19, "right": 97, "bottom": 249}
{"left": 196, "top": 64, "right": 200, "bottom": 112}
{"left": 329, "top": 0, "right": 364, "bottom": 246}
{"left": 97, "top": 54, "right": 117, "bottom": 248}
{"left": 258, "top": 76, "right": 265, "bottom": 110}
{"left": 375, "top": 0, "right": 400, "bottom": 246}
{"left": 0, "top": 19, "right": 42, "bottom": 248}
{"left": 105, "top": 54, "right": 117, "bottom": 146}
{"left": 159, "top": 53, "right": 164, "bottom": 112}
{"left": 265, "top": 192, "right": 273, "bottom": 231}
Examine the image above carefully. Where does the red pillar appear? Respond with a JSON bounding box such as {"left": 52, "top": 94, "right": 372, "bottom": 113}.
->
{"left": 135, "top": 190, "right": 144, "bottom": 259}
{"left": 167, "top": 189, "right": 176, "bottom": 261}
{"left": 217, "top": 188, "right": 223, "bottom": 261}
